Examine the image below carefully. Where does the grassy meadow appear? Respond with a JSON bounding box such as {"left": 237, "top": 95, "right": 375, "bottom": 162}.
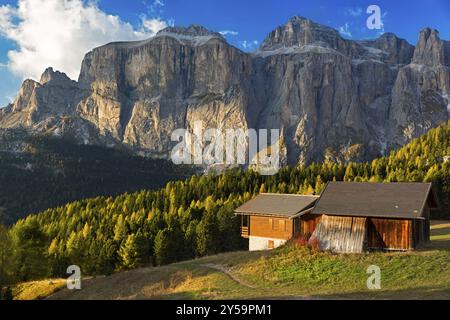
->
{"left": 12, "top": 221, "right": 450, "bottom": 300}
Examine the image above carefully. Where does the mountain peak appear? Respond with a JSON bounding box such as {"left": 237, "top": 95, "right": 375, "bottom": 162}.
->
{"left": 378, "top": 32, "right": 399, "bottom": 39}
{"left": 157, "top": 25, "right": 224, "bottom": 39}
{"left": 413, "top": 27, "right": 446, "bottom": 66}
{"left": 39, "top": 67, "right": 76, "bottom": 86}
{"left": 260, "top": 16, "right": 344, "bottom": 51}
{"left": 288, "top": 16, "right": 311, "bottom": 23}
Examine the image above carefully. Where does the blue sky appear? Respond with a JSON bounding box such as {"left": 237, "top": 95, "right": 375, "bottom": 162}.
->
{"left": 1, "top": 0, "right": 450, "bottom": 107}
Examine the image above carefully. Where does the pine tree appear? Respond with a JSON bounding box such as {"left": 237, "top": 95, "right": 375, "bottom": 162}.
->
{"left": 259, "top": 183, "right": 266, "bottom": 194}
{"left": 113, "top": 215, "right": 128, "bottom": 242}
{"left": 11, "top": 220, "right": 49, "bottom": 281}
{"left": 344, "top": 165, "right": 355, "bottom": 182}
{"left": 315, "top": 175, "right": 325, "bottom": 195}
{"left": 118, "top": 234, "right": 140, "bottom": 270}
{"left": 196, "top": 211, "right": 219, "bottom": 256}
{"left": 184, "top": 220, "right": 198, "bottom": 259}
{"left": 48, "top": 238, "right": 59, "bottom": 256}
{"left": 0, "top": 225, "right": 14, "bottom": 287}
{"left": 82, "top": 223, "right": 91, "bottom": 239}
{"left": 153, "top": 229, "right": 171, "bottom": 266}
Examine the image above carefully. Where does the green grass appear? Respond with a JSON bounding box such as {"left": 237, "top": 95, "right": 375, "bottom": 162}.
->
{"left": 12, "top": 279, "right": 66, "bottom": 300}
{"left": 233, "top": 246, "right": 450, "bottom": 299}
{"left": 431, "top": 221, "right": 450, "bottom": 240}
{"left": 430, "top": 221, "right": 450, "bottom": 248}
{"left": 14, "top": 221, "right": 450, "bottom": 300}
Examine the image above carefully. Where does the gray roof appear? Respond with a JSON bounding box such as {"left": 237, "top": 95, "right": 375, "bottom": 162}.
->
{"left": 312, "top": 182, "right": 434, "bottom": 219}
{"left": 235, "top": 194, "right": 319, "bottom": 218}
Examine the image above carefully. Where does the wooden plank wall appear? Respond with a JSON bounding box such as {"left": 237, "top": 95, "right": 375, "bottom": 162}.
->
{"left": 311, "top": 215, "right": 367, "bottom": 253}
{"left": 367, "top": 218, "right": 412, "bottom": 250}
{"left": 412, "top": 218, "right": 429, "bottom": 249}
{"left": 299, "top": 214, "right": 322, "bottom": 238}
{"left": 422, "top": 205, "right": 431, "bottom": 243}
{"left": 249, "top": 216, "right": 293, "bottom": 240}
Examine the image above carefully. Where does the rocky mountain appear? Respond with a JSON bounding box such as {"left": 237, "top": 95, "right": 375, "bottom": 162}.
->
{"left": 1, "top": 17, "right": 449, "bottom": 165}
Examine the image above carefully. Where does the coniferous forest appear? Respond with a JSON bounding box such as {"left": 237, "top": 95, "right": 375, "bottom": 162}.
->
{"left": 0, "top": 130, "right": 194, "bottom": 225}
{"left": 0, "top": 120, "right": 449, "bottom": 290}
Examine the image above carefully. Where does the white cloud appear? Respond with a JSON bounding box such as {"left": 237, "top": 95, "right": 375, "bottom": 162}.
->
{"left": 345, "top": 7, "right": 363, "bottom": 17}
{"left": 0, "top": 5, "right": 14, "bottom": 29}
{"left": 149, "top": 0, "right": 165, "bottom": 13}
{"left": 338, "top": 23, "right": 352, "bottom": 38}
{"left": 141, "top": 16, "right": 173, "bottom": 35}
{"left": 219, "top": 30, "right": 239, "bottom": 37}
{"left": 239, "top": 40, "right": 259, "bottom": 51}
{"left": 0, "top": 0, "right": 172, "bottom": 81}
{"left": 377, "top": 11, "right": 388, "bottom": 36}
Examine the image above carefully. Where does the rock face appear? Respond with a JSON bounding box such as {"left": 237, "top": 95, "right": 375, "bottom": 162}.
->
{"left": 0, "top": 67, "right": 100, "bottom": 142}
{"left": 388, "top": 28, "right": 450, "bottom": 147}
{"left": 1, "top": 17, "right": 449, "bottom": 165}
{"left": 75, "top": 25, "right": 254, "bottom": 157}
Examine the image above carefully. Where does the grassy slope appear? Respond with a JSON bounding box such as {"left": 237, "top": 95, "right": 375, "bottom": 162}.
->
{"left": 13, "top": 280, "right": 66, "bottom": 300}
{"left": 15, "top": 221, "right": 450, "bottom": 300}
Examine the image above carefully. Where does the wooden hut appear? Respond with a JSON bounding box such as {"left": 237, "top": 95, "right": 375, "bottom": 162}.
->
{"left": 309, "top": 182, "right": 440, "bottom": 252}
{"left": 234, "top": 194, "right": 319, "bottom": 251}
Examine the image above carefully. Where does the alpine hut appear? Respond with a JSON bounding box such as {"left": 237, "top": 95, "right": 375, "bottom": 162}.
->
{"left": 234, "top": 194, "right": 319, "bottom": 251}
{"left": 309, "top": 182, "right": 440, "bottom": 253}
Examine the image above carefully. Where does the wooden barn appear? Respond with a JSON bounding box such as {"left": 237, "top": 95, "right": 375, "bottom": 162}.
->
{"left": 309, "top": 182, "right": 440, "bottom": 253}
{"left": 235, "top": 183, "right": 439, "bottom": 253}
{"left": 234, "top": 194, "right": 319, "bottom": 251}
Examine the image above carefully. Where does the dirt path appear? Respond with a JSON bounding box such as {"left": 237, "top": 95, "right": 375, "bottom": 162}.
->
{"left": 200, "top": 264, "right": 257, "bottom": 289}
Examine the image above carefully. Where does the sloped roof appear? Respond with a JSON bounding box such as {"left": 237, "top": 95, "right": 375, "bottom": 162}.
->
{"left": 312, "top": 182, "right": 435, "bottom": 219}
{"left": 235, "top": 194, "right": 319, "bottom": 218}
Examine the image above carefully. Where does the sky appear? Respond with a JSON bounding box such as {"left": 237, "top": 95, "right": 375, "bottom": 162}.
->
{"left": 1, "top": 0, "right": 450, "bottom": 107}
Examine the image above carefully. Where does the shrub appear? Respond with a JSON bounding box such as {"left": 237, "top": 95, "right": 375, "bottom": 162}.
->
{"left": 308, "top": 237, "right": 321, "bottom": 251}
{"left": 289, "top": 235, "right": 322, "bottom": 252}
{"left": 290, "top": 235, "right": 310, "bottom": 247}
{"left": 0, "top": 287, "right": 13, "bottom": 301}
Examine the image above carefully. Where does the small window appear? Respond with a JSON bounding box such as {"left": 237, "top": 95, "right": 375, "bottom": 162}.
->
{"left": 268, "top": 240, "right": 275, "bottom": 249}
{"left": 242, "top": 215, "right": 249, "bottom": 227}
{"left": 279, "top": 220, "right": 286, "bottom": 232}
{"left": 269, "top": 218, "right": 274, "bottom": 229}
{"left": 273, "top": 219, "right": 279, "bottom": 231}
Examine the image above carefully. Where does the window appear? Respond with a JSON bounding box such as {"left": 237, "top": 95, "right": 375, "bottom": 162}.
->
{"left": 268, "top": 240, "right": 275, "bottom": 249}
{"left": 294, "top": 218, "right": 300, "bottom": 236}
{"left": 279, "top": 220, "right": 286, "bottom": 232}
{"left": 269, "top": 219, "right": 286, "bottom": 231}
{"left": 242, "top": 215, "right": 249, "bottom": 227}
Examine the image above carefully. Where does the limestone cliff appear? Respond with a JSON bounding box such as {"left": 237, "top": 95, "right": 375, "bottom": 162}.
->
{"left": 1, "top": 17, "right": 448, "bottom": 165}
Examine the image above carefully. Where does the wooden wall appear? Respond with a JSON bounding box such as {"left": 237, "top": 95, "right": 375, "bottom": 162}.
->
{"left": 367, "top": 218, "right": 413, "bottom": 250}
{"left": 422, "top": 205, "right": 431, "bottom": 244}
{"left": 247, "top": 210, "right": 431, "bottom": 251}
{"left": 412, "top": 206, "right": 430, "bottom": 248}
{"left": 311, "top": 215, "right": 367, "bottom": 253}
{"left": 249, "top": 216, "right": 293, "bottom": 240}
{"left": 297, "top": 214, "right": 322, "bottom": 238}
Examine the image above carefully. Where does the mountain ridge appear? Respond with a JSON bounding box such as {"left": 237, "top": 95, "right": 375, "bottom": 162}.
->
{"left": 1, "top": 17, "right": 449, "bottom": 165}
